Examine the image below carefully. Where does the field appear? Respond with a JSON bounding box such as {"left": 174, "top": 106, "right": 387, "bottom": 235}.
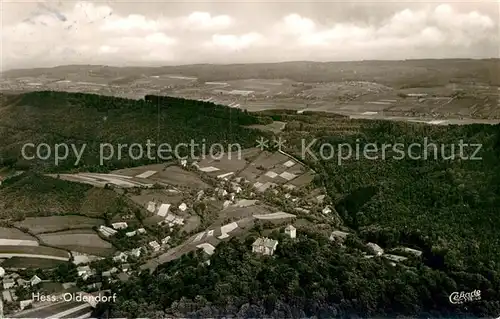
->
{"left": 113, "top": 165, "right": 210, "bottom": 190}
{"left": 0, "top": 257, "right": 67, "bottom": 269}
{"left": 39, "top": 229, "right": 115, "bottom": 256}
{"left": 0, "top": 227, "right": 38, "bottom": 242}
{"left": 15, "top": 216, "right": 105, "bottom": 234}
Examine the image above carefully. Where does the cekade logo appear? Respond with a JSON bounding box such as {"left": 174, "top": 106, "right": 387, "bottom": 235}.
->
{"left": 449, "top": 290, "right": 481, "bottom": 304}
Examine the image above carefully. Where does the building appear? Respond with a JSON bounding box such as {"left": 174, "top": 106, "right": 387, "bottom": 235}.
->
{"left": 113, "top": 252, "right": 128, "bottom": 263}
{"left": 161, "top": 236, "right": 171, "bottom": 245}
{"left": 252, "top": 237, "right": 279, "bottom": 256}
{"left": 196, "top": 243, "right": 216, "bottom": 256}
{"left": 98, "top": 225, "right": 117, "bottom": 237}
{"left": 322, "top": 206, "right": 332, "bottom": 214}
{"left": 76, "top": 266, "right": 93, "bottom": 280}
{"left": 400, "top": 247, "right": 423, "bottom": 257}
{"left": 16, "top": 279, "right": 29, "bottom": 288}
{"left": 125, "top": 230, "right": 136, "bottom": 237}
{"left": 130, "top": 247, "right": 142, "bottom": 258}
{"left": 157, "top": 203, "right": 171, "bottom": 217}
{"left": 178, "top": 203, "right": 187, "bottom": 212}
{"left": 383, "top": 254, "right": 408, "bottom": 263}
{"left": 284, "top": 225, "right": 296, "bottom": 239}
{"left": 149, "top": 241, "right": 160, "bottom": 252}
{"left": 147, "top": 201, "right": 156, "bottom": 213}
{"left": 137, "top": 228, "right": 146, "bottom": 234}
{"left": 102, "top": 267, "right": 118, "bottom": 277}
{"left": 329, "top": 230, "right": 350, "bottom": 244}
{"left": 367, "top": 243, "right": 384, "bottom": 256}
{"left": 111, "top": 222, "right": 128, "bottom": 230}
{"left": 30, "top": 275, "right": 42, "bottom": 286}
{"left": 3, "top": 278, "right": 14, "bottom": 290}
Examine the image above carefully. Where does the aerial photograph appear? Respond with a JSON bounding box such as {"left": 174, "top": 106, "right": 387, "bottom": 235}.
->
{"left": 0, "top": 0, "right": 499, "bottom": 318}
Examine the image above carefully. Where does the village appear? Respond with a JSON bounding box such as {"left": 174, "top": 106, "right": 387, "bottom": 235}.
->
{"left": 0, "top": 148, "right": 423, "bottom": 317}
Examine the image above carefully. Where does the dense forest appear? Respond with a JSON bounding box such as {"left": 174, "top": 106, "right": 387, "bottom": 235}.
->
{"left": 0, "top": 91, "right": 271, "bottom": 172}
{"left": 96, "top": 229, "right": 500, "bottom": 318}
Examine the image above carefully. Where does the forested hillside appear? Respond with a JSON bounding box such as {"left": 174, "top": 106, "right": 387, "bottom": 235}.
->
{"left": 99, "top": 229, "right": 500, "bottom": 318}
{"left": 0, "top": 91, "right": 270, "bottom": 172}
{"left": 93, "top": 111, "right": 500, "bottom": 318}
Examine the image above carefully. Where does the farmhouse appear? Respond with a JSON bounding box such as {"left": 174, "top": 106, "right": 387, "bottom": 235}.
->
{"left": 252, "top": 237, "right": 279, "bottom": 256}
{"left": 284, "top": 225, "right": 296, "bottom": 239}
{"left": 111, "top": 222, "right": 128, "bottom": 230}
{"left": 367, "top": 243, "right": 384, "bottom": 256}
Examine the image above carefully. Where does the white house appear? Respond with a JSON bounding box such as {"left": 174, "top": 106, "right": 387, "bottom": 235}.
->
{"left": 367, "top": 242, "right": 384, "bottom": 256}
{"left": 252, "top": 237, "right": 279, "bottom": 256}
{"left": 149, "top": 241, "right": 160, "bottom": 252}
{"left": 99, "top": 225, "right": 117, "bottom": 237}
{"left": 137, "top": 228, "right": 146, "bottom": 234}
{"left": 30, "top": 275, "right": 42, "bottom": 286}
{"left": 125, "top": 231, "right": 136, "bottom": 237}
{"left": 284, "top": 225, "right": 296, "bottom": 239}
{"left": 111, "top": 222, "right": 128, "bottom": 230}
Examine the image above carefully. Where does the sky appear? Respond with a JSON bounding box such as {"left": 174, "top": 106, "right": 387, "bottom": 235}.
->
{"left": 1, "top": 0, "right": 499, "bottom": 70}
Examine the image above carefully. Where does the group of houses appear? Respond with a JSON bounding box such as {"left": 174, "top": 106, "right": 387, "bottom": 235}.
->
{"left": 99, "top": 222, "right": 147, "bottom": 238}
{"left": 1, "top": 267, "right": 45, "bottom": 310}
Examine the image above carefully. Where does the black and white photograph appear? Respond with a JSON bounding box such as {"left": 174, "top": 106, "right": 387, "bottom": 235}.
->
{"left": 0, "top": 0, "right": 499, "bottom": 318}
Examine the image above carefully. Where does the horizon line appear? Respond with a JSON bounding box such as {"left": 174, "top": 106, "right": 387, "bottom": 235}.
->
{"left": 2, "top": 57, "right": 499, "bottom": 74}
